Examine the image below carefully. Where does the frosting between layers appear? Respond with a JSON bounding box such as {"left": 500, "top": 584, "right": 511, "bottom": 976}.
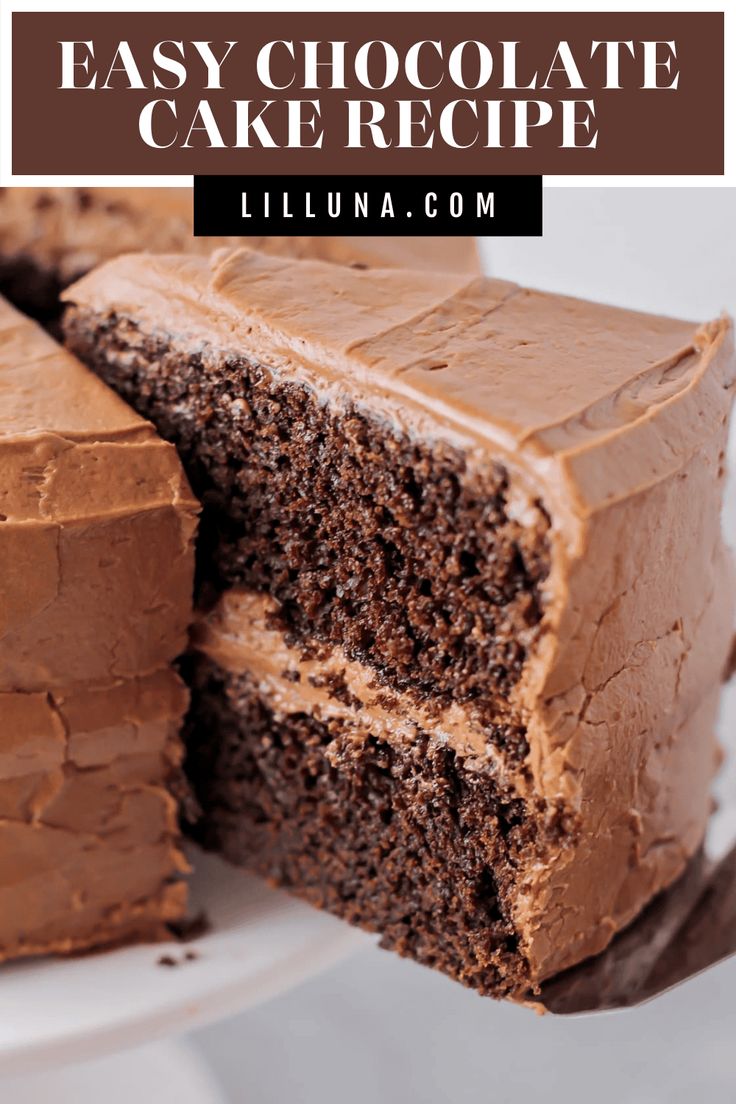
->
{"left": 0, "top": 670, "right": 189, "bottom": 961}
{"left": 194, "top": 588, "right": 529, "bottom": 791}
{"left": 195, "top": 562, "right": 730, "bottom": 982}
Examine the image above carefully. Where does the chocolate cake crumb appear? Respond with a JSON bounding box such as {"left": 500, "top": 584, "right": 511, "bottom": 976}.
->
{"left": 63, "top": 316, "right": 550, "bottom": 736}
{"left": 169, "top": 911, "right": 211, "bottom": 943}
{"left": 60, "top": 247, "right": 736, "bottom": 997}
{"left": 185, "top": 660, "right": 552, "bottom": 998}
{"left": 156, "top": 947, "right": 201, "bottom": 968}
{"left": 65, "top": 295, "right": 554, "bottom": 998}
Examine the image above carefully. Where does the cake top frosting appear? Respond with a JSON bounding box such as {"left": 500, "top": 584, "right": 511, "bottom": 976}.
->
{"left": 0, "top": 294, "right": 196, "bottom": 522}
{"left": 0, "top": 187, "right": 479, "bottom": 281}
{"left": 0, "top": 295, "right": 198, "bottom": 689}
{"left": 64, "top": 247, "right": 735, "bottom": 517}
{"left": 0, "top": 295, "right": 147, "bottom": 441}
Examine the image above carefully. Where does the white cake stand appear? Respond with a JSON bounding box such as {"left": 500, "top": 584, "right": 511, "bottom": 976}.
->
{"left": 0, "top": 849, "right": 371, "bottom": 1098}
{"left": 3, "top": 677, "right": 734, "bottom": 1101}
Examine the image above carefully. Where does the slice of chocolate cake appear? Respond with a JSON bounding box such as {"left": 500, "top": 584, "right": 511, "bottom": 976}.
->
{"left": 0, "top": 295, "right": 198, "bottom": 960}
{"left": 62, "top": 249, "right": 736, "bottom": 998}
{"left": 0, "top": 187, "right": 479, "bottom": 325}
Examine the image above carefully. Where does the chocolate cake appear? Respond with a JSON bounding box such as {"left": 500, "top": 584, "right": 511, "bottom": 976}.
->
{"left": 0, "top": 295, "right": 197, "bottom": 961}
{"left": 62, "top": 249, "right": 736, "bottom": 998}
{"left": 0, "top": 187, "right": 479, "bottom": 325}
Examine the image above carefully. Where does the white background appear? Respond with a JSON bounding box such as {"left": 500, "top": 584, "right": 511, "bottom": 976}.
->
{"left": 186, "top": 187, "right": 736, "bottom": 1104}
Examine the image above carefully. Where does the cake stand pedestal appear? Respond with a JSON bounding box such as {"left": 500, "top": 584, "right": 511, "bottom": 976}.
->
{"left": 0, "top": 850, "right": 370, "bottom": 1080}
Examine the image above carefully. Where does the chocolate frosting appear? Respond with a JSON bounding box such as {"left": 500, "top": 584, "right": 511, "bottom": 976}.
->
{"left": 194, "top": 589, "right": 526, "bottom": 784}
{"left": 0, "top": 187, "right": 479, "bottom": 286}
{"left": 64, "top": 248, "right": 736, "bottom": 982}
{"left": 539, "top": 842, "right": 736, "bottom": 1013}
{"left": 1, "top": 295, "right": 198, "bottom": 958}
{"left": 0, "top": 296, "right": 198, "bottom": 689}
{"left": 0, "top": 672, "right": 189, "bottom": 960}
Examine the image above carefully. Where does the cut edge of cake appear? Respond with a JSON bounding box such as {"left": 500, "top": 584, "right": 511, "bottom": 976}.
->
{"left": 61, "top": 248, "right": 736, "bottom": 997}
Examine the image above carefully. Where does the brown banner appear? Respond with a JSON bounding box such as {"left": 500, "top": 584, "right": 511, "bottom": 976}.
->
{"left": 12, "top": 11, "right": 724, "bottom": 175}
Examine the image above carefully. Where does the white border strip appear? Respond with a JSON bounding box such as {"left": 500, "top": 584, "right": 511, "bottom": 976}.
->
{"left": 1, "top": 0, "right": 732, "bottom": 188}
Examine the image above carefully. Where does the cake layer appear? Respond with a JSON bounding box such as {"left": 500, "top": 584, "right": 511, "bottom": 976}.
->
{"left": 62, "top": 248, "right": 734, "bottom": 517}
{"left": 189, "top": 586, "right": 726, "bottom": 988}
{"left": 63, "top": 249, "right": 736, "bottom": 990}
{"left": 187, "top": 662, "right": 722, "bottom": 997}
{"left": 0, "top": 187, "right": 478, "bottom": 323}
{"left": 0, "top": 670, "right": 189, "bottom": 961}
{"left": 0, "top": 296, "right": 198, "bottom": 690}
{"left": 186, "top": 653, "right": 539, "bottom": 998}
{"left": 193, "top": 589, "right": 534, "bottom": 772}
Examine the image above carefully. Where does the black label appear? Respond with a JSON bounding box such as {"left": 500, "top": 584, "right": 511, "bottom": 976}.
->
{"left": 193, "top": 175, "right": 542, "bottom": 236}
